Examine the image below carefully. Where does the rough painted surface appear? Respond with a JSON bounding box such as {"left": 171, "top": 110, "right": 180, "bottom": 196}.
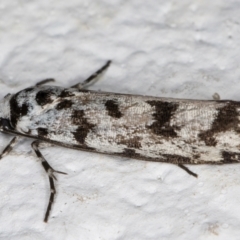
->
{"left": 1, "top": 0, "right": 240, "bottom": 239}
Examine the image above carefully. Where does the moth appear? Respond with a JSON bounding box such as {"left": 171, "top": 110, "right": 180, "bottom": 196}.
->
{"left": 0, "top": 61, "right": 239, "bottom": 222}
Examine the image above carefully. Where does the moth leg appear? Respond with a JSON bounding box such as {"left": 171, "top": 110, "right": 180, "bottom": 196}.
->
{"left": 0, "top": 136, "right": 20, "bottom": 160}
{"left": 31, "top": 141, "right": 67, "bottom": 222}
{"left": 71, "top": 60, "right": 111, "bottom": 89}
{"left": 212, "top": 92, "right": 220, "bottom": 100}
{"left": 178, "top": 164, "right": 198, "bottom": 178}
{"left": 36, "top": 78, "right": 55, "bottom": 86}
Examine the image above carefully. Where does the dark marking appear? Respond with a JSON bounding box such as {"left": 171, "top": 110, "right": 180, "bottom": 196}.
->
{"left": 122, "top": 149, "right": 138, "bottom": 158}
{"left": 37, "top": 128, "right": 49, "bottom": 137}
{"left": 21, "top": 103, "right": 28, "bottom": 116}
{"left": 199, "top": 102, "right": 240, "bottom": 146}
{"left": 10, "top": 94, "right": 29, "bottom": 128}
{"left": 73, "top": 126, "right": 93, "bottom": 145}
{"left": 59, "top": 89, "right": 75, "bottom": 98}
{"left": 118, "top": 148, "right": 142, "bottom": 158}
{"left": 221, "top": 151, "right": 240, "bottom": 163}
{"left": 72, "top": 110, "right": 95, "bottom": 145}
{"left": 71, "top": 110, "right": 84, "bottom": 125}
{"left": 105, "top": 100, "right": 122, "bottom": 118}
{"left": 56, "top": 99, "right": 73, "bottom": 110}
{"left": 72, "top": 144, "right": 96, "bottom": 151}
{"left": 146, "top": 101, "right": 178, "bottom": 138}
{"left": 114, "top": 150, "right": 192, "bottom": 165}
{"left": 117, "top": 136, "right": 142, "bottom": 149}
{"left": 36, "top": 90, "right": 55, "bottom": 106}
{"left": 193, "top": 154, "right": 201, "bottom": 159}
{"left": 162, "top": 154, "right": 191, "bottom": 164}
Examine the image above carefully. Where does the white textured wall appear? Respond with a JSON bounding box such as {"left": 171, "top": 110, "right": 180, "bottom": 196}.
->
{"left": 0, "top": 1, "right": 240, "bottom": 239}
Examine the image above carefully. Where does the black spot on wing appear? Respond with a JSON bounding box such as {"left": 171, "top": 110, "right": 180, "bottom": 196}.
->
{"left": 199, "top": 102, "right": 240, "bottom": 146}
{"left": 10, "top": 94, "right": 29, "bottom": 128}
{"left": 146, "top": 101, "right": 178, "bottom": 138}
{"left": 221, "top": 151, "right": 240, "bottom": 163}
{"left": 72, "top": 110, "right": 95, "bottom": 145}
{"left": 105, "top": 100, "right": 122, "bottom": 118}
{"left": 36, "top": 90, "right": 55, "bottom": 106}
{"left": 21, "top": 103, "right": 28, "bottom": 116}
{"left": 122, "top": 149, "right": 139, "bottom": 157}
{"left": 117, "top": 136, "right": 142, "bottom": 149}
{"left": 73, "top": 126, "right": 94, "bottom": 145}
{"left": 72, "top": 110, "right": 84, "bottom": 125}
{"left": 56, "top": 99, "right": 73, "bottom": 110}
{"left": 37, "top": 128, "right": 49, "bottom": 137}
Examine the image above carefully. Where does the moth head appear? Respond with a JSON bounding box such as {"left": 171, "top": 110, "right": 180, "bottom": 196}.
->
{"left": 0, "top": 93, "right": 12, "bottom": 131}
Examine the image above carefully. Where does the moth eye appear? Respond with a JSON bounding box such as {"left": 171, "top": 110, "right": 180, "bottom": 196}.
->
{"left": 0, "top": 118, "right": 12, "bottom": 130}
{"left": 4, "top": 93, "right": 10, "bottom": 99}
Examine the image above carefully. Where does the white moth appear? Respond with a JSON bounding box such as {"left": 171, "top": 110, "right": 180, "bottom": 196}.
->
{"left": 0, "top": 61, "right": 239, "bottom": 222}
